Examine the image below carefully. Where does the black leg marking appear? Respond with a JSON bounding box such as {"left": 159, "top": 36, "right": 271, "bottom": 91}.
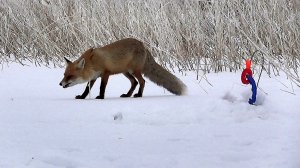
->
{"left": 120, "top": 72, "right": 138, "bottom": 98}
{"left": 75, "top": 79, "right": 96, "bottom": 99}
{"left": 132, "top": 71, "right": 145, "bottom": 98}
{"left": 96, "top": 72, "right": 110, "bottom": 99}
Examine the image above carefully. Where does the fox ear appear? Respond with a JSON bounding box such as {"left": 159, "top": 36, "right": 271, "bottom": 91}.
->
{"left": 64, "top": 57, "right": 72, "bottom": 64}
{"left": 77, "top": 58, "right": 85, "bottom": 69}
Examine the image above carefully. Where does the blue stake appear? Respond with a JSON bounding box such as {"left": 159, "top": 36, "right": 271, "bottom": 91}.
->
{"left": 246, "top": 75, "right": 257, "bottom": 105}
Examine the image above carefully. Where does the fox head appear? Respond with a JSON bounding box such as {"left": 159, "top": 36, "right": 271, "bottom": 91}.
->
{"left": 59, "top": 57, "right": 87, "bottom": 88}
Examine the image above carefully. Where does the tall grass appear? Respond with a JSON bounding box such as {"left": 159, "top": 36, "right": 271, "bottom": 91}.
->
{"left": 0, "top": 0, "right": 299, "bottom": 84}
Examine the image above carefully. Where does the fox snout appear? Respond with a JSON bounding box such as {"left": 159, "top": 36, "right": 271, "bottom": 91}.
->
{"left": 59, "top": 82, "right": 66, "bottom": 87}
{"left": 59, "top": 81, "right": 68, "bottom": 88}
{"left": 59, "top": 79, "right": 71, "bottom": 88}
{"left": 59, "top": 77, "right": 86, "bottom": 89}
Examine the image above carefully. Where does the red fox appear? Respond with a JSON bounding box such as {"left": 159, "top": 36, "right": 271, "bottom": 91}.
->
{"left": 59, "top": 38, "right": 186, "bottom": 99}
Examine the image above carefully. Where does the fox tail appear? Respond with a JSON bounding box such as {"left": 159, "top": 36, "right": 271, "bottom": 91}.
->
{"left": 142, "top": 50, "right": 187, "bottom": 95}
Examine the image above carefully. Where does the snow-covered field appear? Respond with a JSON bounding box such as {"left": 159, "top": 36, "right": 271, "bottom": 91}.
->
{"left": 0, "top": 63, "right": 299, "bottom": 168}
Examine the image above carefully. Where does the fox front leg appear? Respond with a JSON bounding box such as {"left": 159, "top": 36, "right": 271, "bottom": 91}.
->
{"left": 75, "top": 79, "right": 96, "bottom": 99}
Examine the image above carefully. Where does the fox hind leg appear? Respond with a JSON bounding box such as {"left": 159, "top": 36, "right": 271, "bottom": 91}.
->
{"left": 132, "top": 71, "right": 145, "bottom": 98}
{"left": 121, "top": 72, "right": 138, "bottom": 98}
{"left": 96, "top": 72, "right": 110, "bottom": 99}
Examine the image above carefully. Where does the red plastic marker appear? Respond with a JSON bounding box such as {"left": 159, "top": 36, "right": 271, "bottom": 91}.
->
{"left": 241, "top": 59, "right": 257, "bottom": 105}
{"left": 246, "top": 59, "right": 251, "bottom": 69}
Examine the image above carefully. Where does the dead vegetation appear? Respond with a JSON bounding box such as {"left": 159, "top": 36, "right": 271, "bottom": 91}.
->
{"left": 0, "top": 0, "right": 299, "bottom": 84}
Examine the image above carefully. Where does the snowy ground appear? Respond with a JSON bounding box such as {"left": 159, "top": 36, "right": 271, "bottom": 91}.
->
{"left": 0, "top": 63, "right": 300, "bottom": 168}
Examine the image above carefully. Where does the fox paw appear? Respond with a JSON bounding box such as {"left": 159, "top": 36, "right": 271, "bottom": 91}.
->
{"left": 133, "top": 93, "right": 142, "bottom": 98}
{"left": 75, "top": 95, "right": 85, "bottom": 99}
{"left": 95, "top": 95, "right": 104, "bottom": 99}
{"left": 120, "top": 94, "right": 131, "bottom": 98}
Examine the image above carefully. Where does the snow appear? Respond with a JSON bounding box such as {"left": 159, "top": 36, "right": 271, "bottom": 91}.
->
{"left": 0, "top": 63, "right": 300, "bottom": 168}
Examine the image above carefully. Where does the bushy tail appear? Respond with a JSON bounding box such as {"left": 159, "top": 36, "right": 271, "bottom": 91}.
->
{"left": 143, "top": 50, "right": 187, "bottom": 95}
